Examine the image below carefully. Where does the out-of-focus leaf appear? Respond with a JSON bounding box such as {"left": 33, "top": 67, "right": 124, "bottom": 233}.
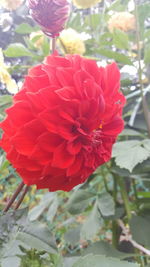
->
{"left": 144, "top": 44, "right": 150, "bottom": 64}
{"left": 17, "top": 221, "right": 57, "bottom": 254}
{"left": 4, "top": 43, "right": 33, "bottom": 57}
{"left": 99, "top": 32, "right": 113, "bottom": 46}
{"left": 80, "top": 200, "right": 103, "bottom": 240}
{"left": 138, "top": 3, "right": 150, "bottom": 33}
{"left": 65, "top": 226, "right": 81, "bottom": 246}
{"left": 137, "top": 192, "right": 150, "bottom": 198}
{"left": 109, "top": 0, "right": 128, "bottom": 11}
{"left": 130, "top": 215, "right": 150, "bottom": 248}
{"left": 0, "top": 156, "right": 10, "bottom": 179}
{"left": 143, "top": 139, "right": 150, "bottom": 152}
{"left": 15, "top": 23, "right": 39, "bottom": 34}
{"left": 85, "top": 13, "right": 102, "bottom": 29}
{"left": 72, "top": 254, "right": 139, "bottom": 267}
{"left": 119, "top": 129, "right": 142, "bottom": 137}
{"left": 1, "top": 256, "right": 20, "bottom": 267}
{"left": 82, "top": 241, "right": 133, "bottom": 259}
{"left": 47, "top": 195, "right": 58, "bottom": 222}
{"left": 0, "top": 209, "right": 28, "bottom": 262}
{"left": 0, "top": 95, "right": 12, "bottom": 115}
{"left": 63, "top": 257, "right": 80, "bottom": 267}
{"left": 66, "top": 190, "right": 94, "bottom": 215}
{"left": 67, "top": 13, "right": 81, "bottom": 30}
{"left": 28, "top": 192, "right": 56, "bottom": 221}
{"left": 112, "top": 140, "right": 150, "bottom": 172}
{"left": 97, "top": 193, "right": 115, "bottom": 217}
{"left": 113, "top": 29, "right": 129, "bottom": 49}
{"left": 98, "top": 48, "right": 132, "bottom": 65}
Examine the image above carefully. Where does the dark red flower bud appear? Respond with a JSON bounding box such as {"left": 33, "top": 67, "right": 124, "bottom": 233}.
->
{"left": 28, "top": 0, "right": 70, "bottom": 37}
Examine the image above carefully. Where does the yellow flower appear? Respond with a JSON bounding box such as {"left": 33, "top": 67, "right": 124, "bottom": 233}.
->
{"left": 108, "top": 12, "right": 136, "bottom": 32}
{"left": 0, "top": 49, "right": 18, "bottom": 94}
{"left": 29, "top": 31, "right": 45, "bottom": 49}
{"left": 0, "top": 0, "right": 23, "bottom": 10}
{"left": 59, "top": 28, "right": 85, "bottom": 55}
{"left": 72, "top": 0, "right": 102, "bottom": 9}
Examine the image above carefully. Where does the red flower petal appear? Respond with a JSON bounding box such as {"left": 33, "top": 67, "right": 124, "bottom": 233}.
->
{"left": 52, "top": 142, "right": 75, "bottom": 169}
{"left": 0, "top": 54, "right": 125, "bottom": 191}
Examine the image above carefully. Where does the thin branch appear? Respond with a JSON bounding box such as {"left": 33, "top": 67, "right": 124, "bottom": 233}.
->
{"left": 14, "top": 185, "right": 29, "bottom": 210}
{"left": 3, "top": 182, "right": 24, "bottom": 212}
{"left": 118, "top": 219, "right": 150, "bottom": 256}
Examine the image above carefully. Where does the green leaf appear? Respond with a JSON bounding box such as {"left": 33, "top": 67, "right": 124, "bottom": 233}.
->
{"left": 86, "top": 14, "right": 102, "bottom": 29}
{"left": 119, "top": 129, "right": 142, "bottom": 137}
{"left": 80, "top": 200, "right": 103, "bottom": 240}
{"left": 1, "top": 256, "right": 20, "bottom": 267}
{"left": 28, "top": 192, "right": 56, "bottom": 221}
{"left": 63, "top": 257, "right": 80, "bottom": 267}
{"left": 72, "top": 254, "right": 139, "bottom": 267}
{"left": 99, "top": 32, "right": 113, "bottom": 46}
{"left": 144, "top": 44, "right": 150, "bottom": 64}
{"left": 137, "top": 192, "right": 150, "bottom": 198}
{"left": 65, "top": 226, "right": 81, "bottom": 246}
{"left": 16, "top": 222, "right": 57, "bottom": 254}
{"left": 97, "top": 193, "right": 115, "bottom": 217}
{"left": 143, "top": 139, "right": 150, "bottom": 152}
{"left": 0, "top": 209, "right": 28, "bottom": 262}
{"left": 47, "top": 195, "right": 58, "bottom": 222}
{"left": 4, "top": 43, "right": 32, "bottom": 57}
{"left": 67, "top": 13, "right": 81, "bottom": 31}
{"left": 130, "top": 215, "right": 150, "bottom": 248}
{"left": 109, "top": 0, "right": 128, "bottom": 11}
{"left": 0, "top": 156, "right": 10, "bottom": 179}
{"left": 112, "top": 140, "right": 150, "bottom": 172}
{"left": 113, "top": 29, "right": 129, "bottom": 50}
{"left": 138, "top": 3, "right": 150, "bottom": 34}
{"left": 0, "top": 95, "right": 12, "bottom": 116}
{"left": 66, "top": 190, "right": 94, "bottom": 215}
{"left": 15, "top": 23, "right": 39, "bottom": 34}
{"left": 98, "top": 48, "right": 132, "bottom": 65}
{"left": 82, "top": 241, "right": 134, "bottom": 259}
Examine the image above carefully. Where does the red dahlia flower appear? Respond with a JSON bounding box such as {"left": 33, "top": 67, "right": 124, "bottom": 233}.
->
{"left": 28, "top": 0, "right": 70, "bottom": 37}
{"left": 0, "top": 54, "right": 125, "bottom": 191}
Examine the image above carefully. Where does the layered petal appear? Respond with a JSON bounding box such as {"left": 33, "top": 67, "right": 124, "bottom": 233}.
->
{"left": 0, "top": 53, "right": 125, "bottom": 191}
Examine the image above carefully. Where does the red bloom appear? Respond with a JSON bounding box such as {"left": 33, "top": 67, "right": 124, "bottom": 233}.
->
{"left": 28, "top": 0, "right": 70, "bottom": 37}
{"left": 0, "top": 54, "right": 125, "bottom": 191}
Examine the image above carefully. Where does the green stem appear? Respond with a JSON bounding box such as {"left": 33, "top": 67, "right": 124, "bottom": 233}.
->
{"left": 103, "top": 176, "right": 109, "bottom": 193}
{"left": 58, "top": 37, "right": 68, "bottom": 54}
{"left": 134, "top": 248, "right": 144, "bottom": 267}
{"left": 112, "top": 221, "right": 119, "bottom": 248}
{"left": 113, "top": 175, "right": 117, "bottom": 203}
{"left": 117, "top": 176, "right": 131, "bottom": 220}
{"left": 51, "top": 37, "right": 56, "bottom": 54}
{"left": 101, "top": 168, "right": 109, "bottom": 193}
{"left": 132, "top": 179, "right": 139, "bottom": 211}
